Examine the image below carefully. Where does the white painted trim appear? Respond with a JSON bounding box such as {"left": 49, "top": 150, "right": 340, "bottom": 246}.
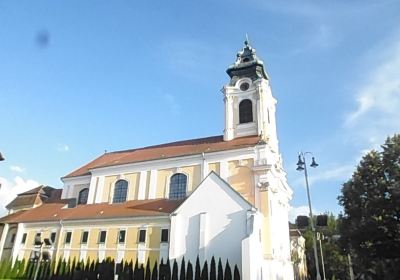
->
{"left": 61, "top": 175, "right": 91, "bottom": 185}
{"left": 219, "top": 160, "right": 229, "bottom": 181}
{"left": 87, "top": 176, "right": 98, "bottom": 204}
{"left": 138, "top": 171, "right": 147, "bottom": 200}
{"left": 148, "top": 170, "right": 158, "bottom": 199}
{"left": 94, "top": 176, "right": 105, "bottom": 203}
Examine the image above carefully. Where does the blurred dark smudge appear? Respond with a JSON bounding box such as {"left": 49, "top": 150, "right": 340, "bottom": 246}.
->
{"left": 35, "top": 30, "right": 50, "bottom": 48}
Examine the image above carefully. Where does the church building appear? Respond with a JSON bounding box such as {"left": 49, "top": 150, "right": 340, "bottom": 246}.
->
{"left": 0, "top": 41, "right": 294, "bottom": 280}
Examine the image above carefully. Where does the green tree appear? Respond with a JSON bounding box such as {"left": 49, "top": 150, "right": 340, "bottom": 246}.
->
{"left": 209, "top": 257, "right": 216, "bottom": 280}
{"left": 338, "top": 134, "right": 400, "bottom": 279}
{"left": 172, "top": 260, "right": 179, "bottom": 280}
{"left": 301, "top": 214, "right": 348, "bottom": 279}
{"left": 180, "top": 257, "right": 186, "bottom": 280}
{"left": 195, "top": 257, "right": 201, "bottom": 280}
{"left": 186, "top": 261, "right": 193, "bottom": 280}
{"left": 200, "top": 261, "right": 208, "bottom": 280}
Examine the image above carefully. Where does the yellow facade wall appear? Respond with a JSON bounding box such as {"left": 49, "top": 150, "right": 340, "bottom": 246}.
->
{"left": 102, "top": 175, "right": 118, "bottom": 203}
{"left": 156, "top": 168, "right": 174, "bottom": 198}
{"left": 125, "top": 173, "right": 140, "bottom": 200}
{"left": 227, "top": 159, "right": 255, "bottom": 204}
{"left": 208, "top": 162, "right": 220, "bottom": 175}
{"left": 180, "top": 165, "right": 201, "bottom": 192}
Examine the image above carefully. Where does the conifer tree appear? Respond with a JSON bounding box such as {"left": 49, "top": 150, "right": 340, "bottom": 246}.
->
{"left": 165, "top": 259, "right": 171, "bottom": 280}
{"left": 145, "top": 259, "right": 151, "bottom": 280}
{"left": 194, "top": 257, "right": 201, "bottom": 280}
{"left": 209, "top": 257, "right": 216, "bottom": 280}
{"left": 138, "top": 264, "right": 145, "bottom": 280}
{"left": 233, "top": 265, "right": 240, "bottom": 280}
{"left": 134, "top": 259, "right": 139, "bottom": 279}
{"left": 223, "top": 261, "right": 231, "bottom": 280}
{"left": 159, "top": 259, "right": 165, "bottom": 280}
{"left": 186, "top": 261, "right": 193, "bottom": 280}
{"left": 217, "top": 259, "right": 223, "bottom": 280}
{"left": 172, "top": 259, "right": 179, "bottom": 280}
{"left": 200, "top": 261, "right": 208, "bottom": 280}
{"left": 151, "top": 261, "right": 158, "bottom": 280}
{"left": 179, "top": 257, "right": 186, "bottom": 280}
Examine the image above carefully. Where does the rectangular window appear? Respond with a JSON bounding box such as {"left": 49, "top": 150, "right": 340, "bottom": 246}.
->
{"left": 161, "top": 229, "right": 169, "bottom": 243}
{"left": 118, "top": 230, "right": 126, "bottom": 244}
{"left": 10, "top": 234, "right": 16, "bottom": 243}
{"left": 34, "top": 233, "right": 41, "bottom": 245}
{"left": 138, "top": 229, "right": 146, "bottom": 243}
{"left": 50, "top": 232, "right": 57, "bottom": 243}
{"left": 81, "top": 231, "right": 89, "bottom": 244}
{"left": 99, "top": 231, "right": 107, "bottom": 244}
{"left": 65, "top": 232, "right": 72, "bottom": 244}
{"left": 21, "top": 233, "right": 27, "bottom": 244}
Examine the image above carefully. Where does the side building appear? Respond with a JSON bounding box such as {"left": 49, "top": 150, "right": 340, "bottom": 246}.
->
{"left": 0, "top": 41, "right": 294, "bottom": 280}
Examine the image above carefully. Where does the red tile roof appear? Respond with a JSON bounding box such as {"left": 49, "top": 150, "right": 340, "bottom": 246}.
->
{"left": 63, "top": 135, "right": 260, "bottom": 178}
{"left": 0, "top": 199, "right": 184, "bottom": 224}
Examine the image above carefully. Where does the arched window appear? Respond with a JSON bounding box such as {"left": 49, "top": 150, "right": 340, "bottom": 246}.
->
{"left": 113, "top": 180, "right": 128, "bottom": 203}
{"left": 77, "top": 188, "right": 89, "bottom": 205}
{"left": 169, "top": 173, "right": 187, "bottom": 200}
{"left": 239, "top": 99, "right": 253, "bottom": 124}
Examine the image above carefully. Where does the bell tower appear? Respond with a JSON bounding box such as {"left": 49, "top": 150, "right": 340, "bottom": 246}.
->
{"left": 223, "top": 40, "right": 279, "bottom": 152}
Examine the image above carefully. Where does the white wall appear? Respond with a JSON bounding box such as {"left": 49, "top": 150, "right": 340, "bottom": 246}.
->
{"left": 169, "top": 172, "right": 253, "bottom": 270}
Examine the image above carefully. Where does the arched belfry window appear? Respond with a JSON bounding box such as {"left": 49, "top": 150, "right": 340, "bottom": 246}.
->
{"left": 113, "top": 180, "right": 128, "bottom": 203}
{"left": 169, "top": 173, "right": 187, "bottom": 200}
{"left": 239, "top": 99, "right": 253, "bottom": 124}
{"left": 78, "top": 188, "right": 89, "bottom": 205}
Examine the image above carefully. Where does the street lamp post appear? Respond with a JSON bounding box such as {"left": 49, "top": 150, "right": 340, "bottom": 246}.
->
{"left": 317, "top": 232, "right": 327, "bottom": 280}
{"left": 296, "top": 152, "right": 321, "bottom": 280}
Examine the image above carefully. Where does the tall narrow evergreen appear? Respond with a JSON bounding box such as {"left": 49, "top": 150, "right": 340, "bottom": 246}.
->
{"left": 165, "top": 259, "right": 171, "bottom": 280}
{"left": 172, "top": 260, "right": 179, "bottom": 280}
{"left": 134, "top": 259, "right": 139, "bottom": 279}
{"left": 223, "top": 261, "right": 232, "bottom": 280}
{"left": 179, "top": 257, "right": 186, "bottom": 280}
{"left": 217, "top": 259, "right": 223, "bottom": 280}
{"left": 151, "top": 261, "right": 158, "bottom": 280}
{"left": 233, "top": 265, "right": 240, "bottom": 280}
{"left": 186, "top": 261, "right": 193, "bottom": 280}
{"left": 200, "top": 261, "right": 208, "bottom": 280}
{"left": 145, "top": 259, "right": 151, "bottom": 280}
{"left": 194, "top": 257, "right": 201, "bottom": 280}
{"left": 209, "top": 257, "right": 216, "bottom": 280}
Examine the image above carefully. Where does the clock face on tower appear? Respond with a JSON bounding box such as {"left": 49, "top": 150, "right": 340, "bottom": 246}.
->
{"left": 240, "top": 82, "right": 249, "bottom": 91}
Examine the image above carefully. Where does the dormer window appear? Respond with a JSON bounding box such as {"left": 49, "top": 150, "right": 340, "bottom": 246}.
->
{"left": 239, "top": 99, "right": 253, "bottom": 124}
{"left": 169, "top": 173, "right": 187, "bottom": 199}
{"left": 113, "top": 180, "right": 128, "bottom": 203}
{"left": 78, "top": 188, "right": 89, "bottom": 205}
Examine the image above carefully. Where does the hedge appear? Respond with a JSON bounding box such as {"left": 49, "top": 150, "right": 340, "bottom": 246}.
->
{"left": 0, "top": 256, "right": 240, "bottom": 280}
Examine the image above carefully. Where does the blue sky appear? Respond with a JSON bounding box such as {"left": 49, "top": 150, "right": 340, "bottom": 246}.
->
{"left": 0, "top": 0, "right": 400, "bottom": 218}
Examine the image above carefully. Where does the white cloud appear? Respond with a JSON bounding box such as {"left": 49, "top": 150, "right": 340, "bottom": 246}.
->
{"left": 57, "top": 144, "right": 69, "bottom": 152}
{"left": 292, "top": 164, "right": 354, "bottom": 189}
{"left": 0, "top": 176, "right": 40, "bottom": 216}
{"left": 9, "top": 165, "right": 25, "bottom": 173}
{"left": 289, "top": 205, "right": 318, "bottom": 223}
{"left": 307, "top": 164, "right": 354, "bottom": 186}
{"left": 345, "top": 37, "right": 400, "bottom": 149}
